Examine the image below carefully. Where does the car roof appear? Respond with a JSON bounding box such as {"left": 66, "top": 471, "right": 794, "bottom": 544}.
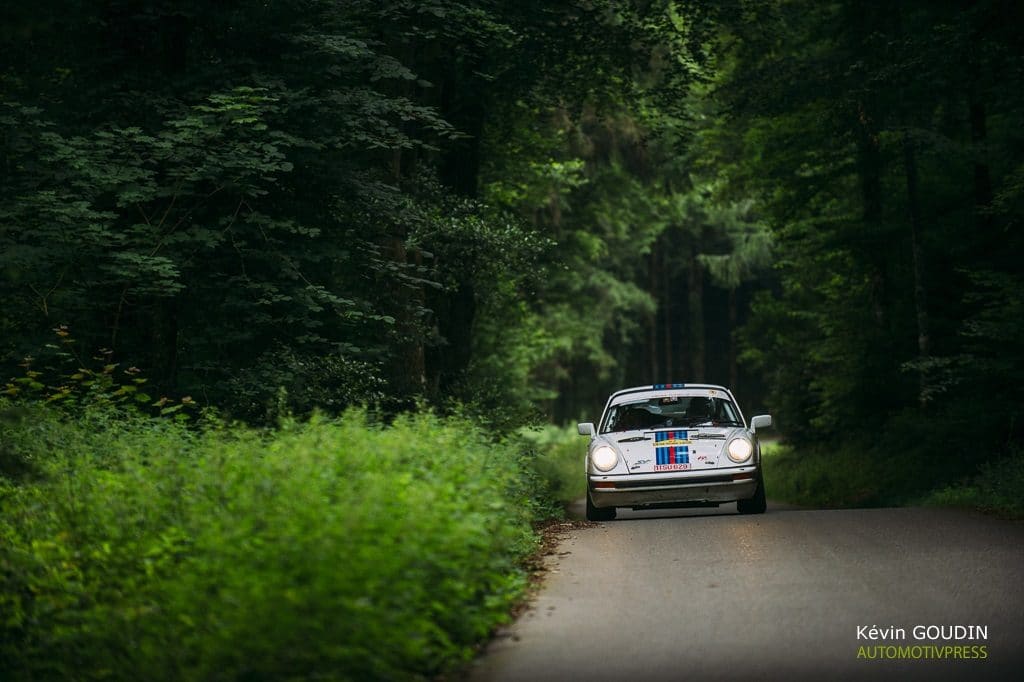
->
{"left": 608, "top": 383, "right": 730, "bottom": 401}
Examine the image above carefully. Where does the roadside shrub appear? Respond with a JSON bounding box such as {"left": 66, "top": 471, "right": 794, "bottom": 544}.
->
{"left": 0, "top": 407, "right": 538, "bottom": 681}
{"left": 921, "top": 450, "right": 1024, "bottom": 519}
{"left": 518, "top": 425, "right": 586, "bottom": 510}
{"left": 761, "top": 444, "right": 892, "bottom": 507}
{"left": 762, "top": 439, "right": 1024, "bottom": 518}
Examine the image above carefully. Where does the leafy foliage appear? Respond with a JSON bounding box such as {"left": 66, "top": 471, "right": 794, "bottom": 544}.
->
{"left": 703, "top": 0, "right": 1024, "bottom": 462}
{"left": 3, "top": 1, "right": 731, "bottom": 421}
{"left": 517, "top": 425, "right": 588, "bottom": 509}
{"left": 0, "top": 406, "right": 539, "bottom": 681}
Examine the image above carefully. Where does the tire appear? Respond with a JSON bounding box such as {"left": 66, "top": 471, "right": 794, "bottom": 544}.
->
{"left": 737, "top": 474, "right": 767, "bottom": 515}
{"left": 586, "top": 489, "right": 617, "bottom": 521}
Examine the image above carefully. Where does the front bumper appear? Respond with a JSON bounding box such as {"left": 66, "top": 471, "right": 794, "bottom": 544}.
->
{"left": 588, "top": 465, "right": 759, "bottom": 508}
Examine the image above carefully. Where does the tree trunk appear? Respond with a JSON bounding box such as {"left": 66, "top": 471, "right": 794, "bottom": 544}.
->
{"left": 687, "top": 249, "right": 705, "bottom": 381}
{"left": 384, "top": 148, "right": 426, "bottom": 398}
{"left": 663, "top": 249, "right": 673, "bottom": 381}
{"left": 728, "top": 287, "right": 738, "bottom": 390}
{"left": 647, "top": 251, "right": 659, "bottom": 381}
{"left": 902, "top": 132, "right": 931, "bottom": 402}
{"left": 848, "top": 0, "right": 889, "bottom": 330}
{"left": 855, "top": 100, "right": 887, "bottom": 328}
{"left": 890, "top": 3, "right": 930, "bottom": 406}
{"left": 424, "top": 50, "right": 486, "bottom": 397}
{"left": 966, "top": 63, "right": 993, "bottom": 232}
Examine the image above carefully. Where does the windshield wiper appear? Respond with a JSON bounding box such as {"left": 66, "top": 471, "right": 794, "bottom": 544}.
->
{"left": 617, "top": 436, "right": 651, "bottom": 442}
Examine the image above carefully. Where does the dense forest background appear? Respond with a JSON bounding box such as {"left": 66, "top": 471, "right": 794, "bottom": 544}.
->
{"left": 4, "top": 5, "right": 1024, "bottom": 677}
{"left": 3, "top": 0, "right": 1022, "bottom": 458}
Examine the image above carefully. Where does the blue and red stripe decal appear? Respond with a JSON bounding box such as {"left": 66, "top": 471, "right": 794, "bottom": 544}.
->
{"left": 655, "top": 430, "right": 689, "bottom": 465}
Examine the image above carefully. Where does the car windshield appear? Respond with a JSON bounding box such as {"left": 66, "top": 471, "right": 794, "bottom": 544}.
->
{"left": 601, "top": 396, "right": 743, "bottom": 433}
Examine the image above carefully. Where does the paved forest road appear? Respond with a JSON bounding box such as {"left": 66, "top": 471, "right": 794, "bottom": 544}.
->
{"left": 469, "top": 502, "right": 1024, "bottom": 682}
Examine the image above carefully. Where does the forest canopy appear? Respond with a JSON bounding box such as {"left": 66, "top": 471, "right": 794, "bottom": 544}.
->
{"left": 2, "top": 0, "right": 1022, "bottom": 457}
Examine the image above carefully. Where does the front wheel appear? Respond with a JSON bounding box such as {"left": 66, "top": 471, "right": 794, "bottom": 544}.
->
{"left": 737, "top": 474, "right": 767, "bottom": 515}
{"left": 586, "top": 489, "right": 616, "bottom": 521}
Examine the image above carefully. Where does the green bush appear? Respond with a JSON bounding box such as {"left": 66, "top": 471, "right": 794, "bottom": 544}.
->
{"left": 761, "top": 443, "right": 910, "bottom": 508}
{"left": 920, "top": 451, "right": 1024, "bottom": 519}
{"left": 0, "top": 406, "right": 539, "bottom": 681}
{"left": 762, "top": 439, "right": 1024, "bottom": 518}
{"left": 518, "top": 425, "right": 586, "bottom": 510}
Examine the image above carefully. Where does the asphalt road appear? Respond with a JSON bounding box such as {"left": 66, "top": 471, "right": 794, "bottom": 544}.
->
{"left": 469, "top": 502, "right": 1024, "bottom": 682}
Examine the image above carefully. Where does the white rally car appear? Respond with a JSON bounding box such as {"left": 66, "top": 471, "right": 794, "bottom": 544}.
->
{"left": 577, "top": 384, "right": 772, "bottom": 521}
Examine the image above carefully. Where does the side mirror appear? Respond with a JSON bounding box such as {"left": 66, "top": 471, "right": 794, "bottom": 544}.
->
{"left": 577, "top": 422, "right": 595, "bottom": 437}
{"left": 750, "top": 415, "right": 772, "bottom": 432}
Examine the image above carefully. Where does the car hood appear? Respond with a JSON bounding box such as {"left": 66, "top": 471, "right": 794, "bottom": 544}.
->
{"left": 606, "top": 426, "right": 747, "bottom": 473}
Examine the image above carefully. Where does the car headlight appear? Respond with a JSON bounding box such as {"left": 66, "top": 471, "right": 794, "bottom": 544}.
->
{"left": 727, "top": 437, "right": 753, "bottom": 463}
{"left": 591, "top": 444, "right": 618, "bottom": 472}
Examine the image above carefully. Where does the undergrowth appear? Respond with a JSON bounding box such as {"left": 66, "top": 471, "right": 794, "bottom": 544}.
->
{"left": 762, "top": 440, "right": 1024, "bottom": 519}
{"left": 919, "top": 452, "right": 1024, "bottom": 519}
{"left": 517, "top": 425, "right": 585, "bottom": 510}
{"left": 0, "top": 403, "right": 542, "bottom": 681}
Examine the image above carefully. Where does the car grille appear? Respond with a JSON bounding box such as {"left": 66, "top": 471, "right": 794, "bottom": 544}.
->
{"left": 614, "top": 473, "right": 736, "bottom": 488}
